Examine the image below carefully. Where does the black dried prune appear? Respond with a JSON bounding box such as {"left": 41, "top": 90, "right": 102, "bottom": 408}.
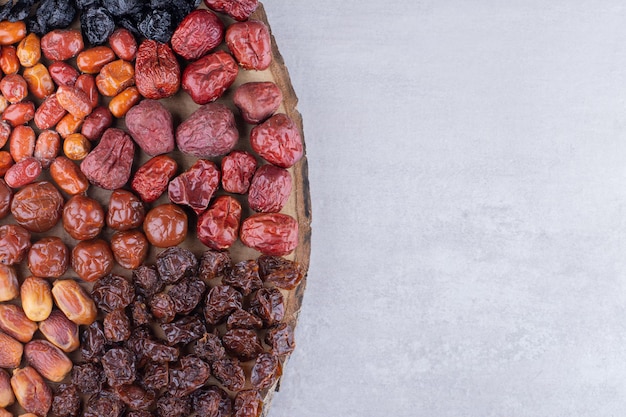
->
{"left": 133, "top": 265, "right": 163, "bottom": 298}
{"left": 118, "top": 16, "right": 141, "bottom": 36}
{"left": 114, "top": 384, "right": 156, "bottom": 411}
{"left": 81, "top": 6, "right": 115, "bottom": 45}
{"left": 227, "top": 308, "right": 263, "bottom": 330}
{"left": 251, "top": 353, "right": 282, "bottom": 389}
{"left": 250, "top": 287, "right": 284, "bottom": 327}
{"left": 35, "top": 0, "right": 77, "bottom": 30}
{"left": 160, "top": 315, "right": 206, "bottom": 345}
{"left": 7, "top": 0, "right": 36, "bottom": 22}
{"left": 266, "top": 323, "right": 295, "bottom": 356}
{"left": 150, "top": 292, "right": 176, "bottom": 323}
{"left": 81, "top": 321, "right": 106, "bottom": 362}
{"left": 199, "top": 250, "right": 232, "bottom": 281}
{"left": 52, "top": 384, "right": 81, "bottom": 417}
{"left": 156, "top": 247, "right": 198, "bottom": 284}
{"left": 131, "top": 297, "right": 152, "bottom": 327}
{"left": 102, "top": 347, "right": 136, "bottom": 386}
{"left": 104, "top": 308, "right": 132, "bottom": 343}
{"left": 169, "top": 278, "right": 206, "bottom": 315}
{"left": 84, "top": 390, "right": 125, "bottom": 417}
{"left": 211, "top": 357, "right": 245, "bottom": 392}
{"left": 222, "top": 328, "right": 264, "bottom": 361}
{"left": 203, "top": 285, "right": 242, "bottom": 325}
{"left": 193, "top": 332, "right": 225, "bottom": 363}
{"left": 139, "top": 9, "right": 174, "bottom": 43}
{"left": 141, "top": 361, "right": 169, "bottom": 391}
{"left": 72, "top": 362, "right": 104, "bottom": 394}
{"left": 92, "top": 274, "right": 135, "bottom": 313}
{"left": 104, "top": 0, "right": 142, "bottom": 16}
{"left": 193, "top": 386, "right": 232, "bottom": 417}
{"left": 258, "top": 255, "right": 304, "bottom": 290}
{"left": 156, "top": 393, "right": 191, "bottom": 417}
{"left": 168, "top": 355, "right": 211, "bottom": 397}
{"left": 223, "top": 260, "right": 263, "bottom": 296}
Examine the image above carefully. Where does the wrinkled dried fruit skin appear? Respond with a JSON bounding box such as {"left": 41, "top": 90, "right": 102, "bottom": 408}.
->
{"left": 131, "top": 155, "right": 178, "bottom": 203}
{"left": 106, "top": 190, "right": 144, "bottom": 233}
{"left": 109, "top": 28, "right": 137, "bottom": 61}
{"left": 182, "top": 51, "right": 238, "bottom": 105}
{"left": 234, "top": 81, "right": 282, "bottom": 124}
{"left": 21, "top": 277, "right": 52, "bottom": 322}
{"left": 143, "top": 204, "right": 188, "bottom": 248}
{"left": 0, "top": 304, "right": 36, "bottom": 343}
{"left": 266, "top": 323, "right": 295, "bottom": 356}
{"left": 0, "top": 180, "right": 11, "bottom": 220}
{"left": 38, "top": 310, "right": 79, "bottom": 353}
{"left": 125, "top": 99, "right": 174, "bottom": 156}
{"left": 0, "top": 46, "right": 18, "bottom": 75}
{"left": 63, "top": 133, "right": 91, "bottom": 160}
{"left": 169, "top": 279, "right": 206, "bottom": 316}
{"left": 34, "top": 95, "right": 66, "bottom": 130}
{"left": 234, "top": 390, "right": 262, "bottom": 417}
{"left": 24, "top": 339, "right": 73, "bottom": 382}
{"left": 16, "top": 33, "right": 41, "bottom": 68}
{"left": 149, "top": 292, "right": 176, "bottom": 324}
{"left": 71, "top": 239, "right": 114, "bottom": 282}
{"left": 55, "top": 113, "right": 83, "bottom": 139}
{"left": 11, "top": 367, "right": 52, "bottom": 417}
{"left": 1, "top": 74, "right": 28, "bottom": 103}
{"left": 51, "top": 384, "right": 80, "bottom": 417}
{"left": 203, "top": 285, "right": 242, "bottom": 325}
{"left": 226, "top": 20, "right": 271, "bottom": 70}
{"left": 115, "top": 384, "right": 155, "bottom": 411}
{"left": 132, "top": 265, "right": 162, "bottom": 298}
{"left": 92, "top": 274, "right": 134, "bottom": 313}
{"left": 62, "top": 194, "right": 104, "bottom": 240}
{"left": 227, "top": 308, "right": 263, "bottom": 330}
{"left": 140, "top": 361, "right": 168, "bottom": 391}
{"left": 168, "top": 159, "right": 220, "bottom": 214}
{"left": 171, "top": 9, "right": 224, "bottom": 60}
{"left": 81, "top": 106, "right": 112, "bottom": 141}
{"left": 199, "top": 249, "right": 232, "bottom": 281}
{"left": 52, "top": 279, "right": 97, "bottom": 325}
{"left": 0, "top": 123, "right": 10, "bottom": 150}
{"left": 177, "top": 103, "right": 238, "bottom": 157}
{"left": 11, "top": 181, "right": 63, "bottom": 233}
{"left": 109, "top": 86, "right": 140, "bottom": 118}
{"left": 34, "top": 130, "right": 61, "bottom": 169}
{"left": 130, "top": 297, "right": 151, "bottom": 327}
{"left": 240, "top": 213, "right": 299, "bottom": 256}
{"left": 0, "top": 331, "right": 22, "bottom": 369}
{"left": 223, "top": 260, "right": 262, "bottom": 296}
{"left": 72, "top": 362, "right": 104, "bottom": 394}
{"left": 204, "top": 0, "right": 258, "bottom": 21}
{"left": 168, "top": 355, "right": 210, "bottom": 397}
{"left": 80, "top": 321, "right": 105, "bottom": 363}
{"left": 28, "top": 237, "right": 68, "bottom": 279}
{"left": 0, "top": 369, "right": 15, "bottom": 408}
{"left": 111, "top": 230, "right": 148, "bottom": 269}
{"left": 198, "top": 195, "right": 242, "bottom": 250}
{"left": 50, "top": 156, "right": 89, "bottom": 195}
{"left": 135, "top": 40, "right": 180, "bottom": 100}
{"left": 41, "top": 29, "right": 83, "bottom": 61}
{"left": 211, "top": 357, "right": 245, "bottom": 392}
{"left": 251, "top": 287, "right": 284, "bottom": 326}
{"left": 57, "top": 85, "right": 93, "bottom": 119}
{"left": 9, "top": 125, "right": 35, "bottom": 163}
{"left": 193, "top": 332, "right": 225, "bottom": 362}
{"left": 156, "top": 247, "right": 198, "bottom": 285}
{"left": 48, "top": 61, "right": 79, "bottom": 86}
{"left": 221, "top": 150, "right": 257, "bottom": 194}
{"left": 104, "top": 308, "right": 131, "bottom": 343}
{"left": 0, "top": 224, "right": 31, "bottom": 265}
{"left": 23, "top": 63, "right": 55, "bottom": 99}
{"left": 156, "top": 393, "right": 191, "bottom": 417}
{"left": 3, "top": 101, "right": 35, "bottom": 127}
{"left": 251, "top": 113, "right": 303, "bottom": 168}
{"left": 193, "top": 386, "right": 232, "bottom": 417}
{"left": 222, "top": 328, "right": 264, "bottom": 361}
{"left": 75, "top": 74, "right": 99, "bottom": 109}
{"left": 77, "top": 46, "right": 116, "bottom": 74}
{"left": 83, "top": 390, "right": 124, "bottom": 417}
{"left": 102, "top": 347, "right": 136, "bottom": 386}
{"left": 251, "top": 353, "right": 282, "bottom": 389}
{"left": 161, "top": 315, "right": 205, "bottom": 345}
{"left": 248, "top": 164, "right": 292, "bottom": 213}
{"left": 81, "top": 128, "right": 135, "bottom": 190}
{"left": 5, "top": 156, "right": 41, "bottom": 188}
{"left": 258, "top": 255, "right": 304, "bottom": 290}
{"left": 96, "top": 59, "right": 135, "bottom": 96}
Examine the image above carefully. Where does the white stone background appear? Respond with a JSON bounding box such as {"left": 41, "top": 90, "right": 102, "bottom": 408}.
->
{"left": 262, "top": 1, "right": 626, "bottom": 416}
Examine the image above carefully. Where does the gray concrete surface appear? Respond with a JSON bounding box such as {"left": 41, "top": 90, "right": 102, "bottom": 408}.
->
{"left": 263, "top": 1, "right": 626, "bottom": 416}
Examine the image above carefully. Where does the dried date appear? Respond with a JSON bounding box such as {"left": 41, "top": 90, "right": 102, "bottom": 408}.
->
{"left": 156, "top": 247, "right": 198, "bottom": 285}
{"left": 204, "top": 0, "right": 258, "bottom": 22}
{"left": 176, "top": 102, "right": 238, "bottom": 157}
{"left": 226, "top": 20, "right": 272, "bottom": 70}
{"left": 258, "top": 255, "right": 304, "bottom": 290}
{"left": 181, "top": 51, "right": 238, "bottom": 105}
{"left": 156, "top": 393, "right": 190, "bottom": 417}
{"left": 168, "top": 355, "right": 211, "bottom": 397}
{"left": 125, "top": 99, "right": 174, "bottom": 156}
{"left": 83, "top": 390, "right": 124, "bottom": 417}
{"left": 160, "top": 315, "right": 205, "bottom": 345}
{"left": 0, "top": 224, "right": 31, "bottom": 266}
{"left": 234, "top": 390, "right": 262, "bottom": 417}
{"left": 250, "top": 113, "right": 303, "bottom": 168}
{"left": 140, "top": 361, "right": 168, "bottom": 391}
{"left": 135, "top": 40, "right": 180, "bottom": 100}
{"left": 203, "top": 285, "right": 243, "bottom": 325}
{"left": 240, "top": 213, "right": 298, "bottom": 256}
{"left": 171, "top": 9, "right": 223, "bottom": 60}
{"left": 227, "top": 309, "right": 263, "bottom": 330}
{"left": 250, "top": 287, "right": 284, "bottom": 327}
{"left": 131, "top": 155, "right": 178, "bottom": 203}
{"left": 221, "top": 150, "right": 257, "bottom": 194}
{"left": 223, "top": 260, "right": 262, "bottom": 296}
{"left": 248, "top": 164, "right": 292, "bottom": 213}
{"left": 114, "top": 384, "right": 155, "bottom": 411}
{"left": 168, "top": 159, "right": 220, "bottom": 214}
{"left": 233, "top": 82, "right": 282, "bottom": 124}
{"left": 11, "top": 181, "right": 63, "bottom": 233}
{"left": 197, "top": 196, "right": 242, "bottom": 251}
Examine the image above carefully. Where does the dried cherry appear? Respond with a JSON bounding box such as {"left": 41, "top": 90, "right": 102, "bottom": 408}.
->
{"left": 160, "top": 315, "right": 205, "bottom": 345}
{"left": 227, "top": 308, "right": 263, "bottom": 330}
{"left": 132, "top": 265, "right": 163, "bottom": 298}
{"left": 168, "top": 355, "right": 211, "bottom": 397}
{"left": 198, "top": 249, "right": 232, "bottom": 281}
{"left": 169, "top": 278, "right": 206, "bottom": 315}
{"left": 234, "top": 390, "right": 262, "bottom": 417}
{"left": 104, "top": 308, "right": 132, "bottom": 343}
{"left": 80, "top": 321, "right": 105, "bottom": 363}
{"left": 265, "top": 323, "right": 295, "bottom": 356}
{"left": 193, "top": 332, "right": 225, "bottom": 363}
{"left": 251, "top": 353, "right": 282, "bottom": 389}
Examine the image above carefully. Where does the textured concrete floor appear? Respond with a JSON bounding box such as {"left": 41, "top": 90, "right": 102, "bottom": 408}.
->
{"left": 263, "top": 1, "right": 626, "bottom": 416}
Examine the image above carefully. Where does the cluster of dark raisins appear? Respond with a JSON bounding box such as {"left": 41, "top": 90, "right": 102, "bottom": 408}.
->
{"left": 0, "top": 0, "right": 201, "bottom": 44}
{"left": 51, "top": 248, "right": 302, "bottom": 417}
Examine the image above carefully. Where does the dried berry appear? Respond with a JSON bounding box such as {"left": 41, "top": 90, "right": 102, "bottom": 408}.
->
{"left": 211, "top": 357, "right": 245, "bottom": 392}
{"left": 72, "top": 362, "right": 103, "bottom": 394}
{"left": 132, "top": 265, "right": 163, "bottom": 298}
{"left": 83, "top": 390, "right": 124, "bottom": 417}
{"left": 227, "top": 309, "right": 262, "bottom": 330}
{"left": 130, "top": 297, "right": 151, "bottom": 327}
{"left": 80, "top": 321, "right": 105, "bottom": 363}
{"left": 168, "top": 159, "right": 220, "bottom": 214}
{"left": 266, "top": 322, "right": 295, "bottom": 356}
{"left": 193, "top": 332, "right": 225, "bottom": 363}
{"left": 258, "top": 255, "right": 304, "bottom": 290}
{"left": 223, "top": 260, "right": 262, "bottom": 296}
{"left": 149, "top": 292, "right": 175, "bottom": 324}
{"left": 92, "top": 274, "right": 135, "bottom": 313}
{"left": 102, "top": 347, "right": 136, "bottom": 386}
{"left": 203, "top": 285, "right": 243, "bottom": 325}
{"left": 156, "top": 393, "right": 190, "bottom": 417}
{"left": 234, "top": 390, "right": 262, "bottom": 417}
{"left": 140, "top": 361, "right": 169, "bottom": 391}
{"left": 198, "top": 250, "right": 232, "bottom": 281}
{"left": 168, "top": 355, "right": 210, "bottom": 397}
{"left": 156, "top": 247, "right": 198, "bottom": 285}
{"left": 250, "top": 287, "right": 284, "bottom": 327}
{"left": 139, "top": 9, "right": 174, "bottom": 43}
{"left": 114, "top": 384, "right": 155, "bottom": 411}
{"left": 160, "top": 315, "right": 205, "bottom": 345}
{"left": 193, "top": 386, "right": 232, "bottom": 417}
{"left": 169, "top": 278, "right": 206, "bottom": 315}
{"left": 222, "top": 328, "right": 263, "bottom": 361}
{"left": 51, "top": 384, "right": 80, "bottom": 417}
{"left": 104, "top": 308, "right": 132, "bottom": 343}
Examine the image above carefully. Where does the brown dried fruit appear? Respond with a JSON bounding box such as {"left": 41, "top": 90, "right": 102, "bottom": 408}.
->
{"left": 0, "top": 331, "right": 22, "bottom": 369}
{"left": 51, "top": 279, "right": 97, "bottom": 325}
{"left": 0, "top": 265, "right": 19, "bottom": 302}
{"left": 38, "top": 310, "right": 79, "bottom": 353}
{"left": 0, "top": 369, "right": 14, "bottom": 408}
{"left": 21, "top": 277, "right": 52, "bottom": 322}
{"left": 0, "top": 224, "right": 31, "bottom": 266}
{"left": 24, "top": 340, "right": 72, "bottom": 382}
{"left": 11, "top": 367, "right": 52, "bottom": 417}
{"left": 135, "top": 40, "right": 180, "bottom": 100}
{"left": 0, "top": 304, "right": 37, "bottom": 343}
{"left": 80, "top": 128, "right": 135, "bottom": 190}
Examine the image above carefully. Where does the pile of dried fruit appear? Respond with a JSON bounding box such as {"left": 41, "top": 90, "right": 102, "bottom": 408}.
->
{"left": 0, "top": 0, "right": 307, "bottom": 416}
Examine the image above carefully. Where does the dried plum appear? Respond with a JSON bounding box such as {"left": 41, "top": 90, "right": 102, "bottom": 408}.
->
{"left": 160, "top": 315, "right": 205, "bottom": 345}
{"left": 169, "top": 278, "right": 206, "bottom": 315}
{"left": 81, "top": 6, "right": 115, "bottom": 45}
{"left": 104, "top": 0, "right": 142, "bottom": 16}
{"left": 72, "top": 362, "right": 104, "bottom": 394}
{"left": 156, "top": 393, "right": 191, "bottom": 417}
{"left": 193, "top": 332, "right": 225, "bottom": 363}
{"left": 139, "top": 9, "right": 174, "bottom": 43}
{"left": 168, "top": 355, "right": 211, "bottom": 397}
{"left": 0, "top": 3, "right": 12, "bottom": 21}
{"left": 52, "top": 384, "right": 81, "bottom": 417}
{"left": 223, "top": 260, "right": 263, "bottom": 296}
{"left": 156, "top": 247, "right": 198, "bottom": 284}
{"left": 35, "top": 0, "right": 77, "bottom": 31}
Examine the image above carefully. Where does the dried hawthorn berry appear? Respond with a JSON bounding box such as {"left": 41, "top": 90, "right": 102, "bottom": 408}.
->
{"left": 227, "top": 308, "right": 263, "bottom": 330}
{"left": 81, "top": 7, "right": 115, "bottom": 45}
{"left": 83, "top": 390, "right": 125, "bottom": 417}
{"left": 203, "top": 285, "right": 243, "bottom": 325}
{"left": 80, "top": 321, "right": 105, "bottom": 362}
{"left": 251, "top": 353, "right": 282, "bottom": 389}
{"left": 104, "top": 308, "right": 132, "bottom": 343}
{"left": 222, "top": 328, "right": 264, "bottom": 361}
{"left": 92, "top": 274, "right": 134, "bottom": 313}
{"left": 141, "top": 361, "right": 169, "bottom": 391}
{"left": 169, "top": 278, "right": 206, "bottom": 315}
{"left": 266, "top": 323, "right": 295, "bottom": 356}
{"left": 52, "top": 383, "right": 81, "bottom": 417}
{"left": 160, "top": 315, "right": 205, "bottom": 345}
{"left": 156, "top": 393, "right": 191, "bottom": 417}
{"left": 198, "top": 250, "right": 232, "bottom": 281}
{"left": 102, "top": 347, "right": 136, "bottom": 386}
{"left": 149, "top": 292, "right": 176, "bottom": 323}
{"left": 211, "top": 357, "right": 245, "bottom": 392}
{"left": 250, "top": 287, "right": 284, "bottom": 327}
{"left": 234, "top": 390, "right": 263, "bottom": 417}
{"left": 72, "top": 362, "right": 104, "bottom": 394}
{"left": 168, "top": 355, "right": 211, "bottom": 397}
{"left": 193, "top": 332, "right": 225, "bottom": 363}
{"left": 114, "top": 384, "right": 156, "bottom": 411}
{"left": 156, "top": 247, "right": 198, "bottom": 284}
{"left": 258, "top": 255, "right": 304, "bottom": 290}
{"left": 223, "top": 260, "right": 262, "bottom": 296}
{"left": 132, "top": 265, "right": 163, "bottom": 298}
{"left": 193, "top": 386, "right": 232, "bottom": 417}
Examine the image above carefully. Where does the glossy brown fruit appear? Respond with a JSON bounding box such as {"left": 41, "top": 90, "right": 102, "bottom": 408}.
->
{"left": 106, "top": 189, "right": 145, "bottom": 231}
{"left": 0, "top": 224, "right": 31, "bottom": 266}
{"left": 40, "top": 29, "right": 84, "bottom": 61}
{"left": 143, "top": 204, "right": 188, "bottom": 248}
{"left": 71, "top": 239, "right": 114, "bottom": 282}
{"left": 95, "top": 59, "right": 135, "bottom": 97}
{"left": 62, "top": 194, "right": 104, "bottom": 240}
{"left": 109, "top": 28, "right": 137, "bottom": 61}
{"left": 27, "top": 237, "right": 69, "bottom": 279}
{"left": 23, "top": 64, "right": 55, "bottom": 99}
{"left": 20, "top": 277, "right": 52, "bottom": 322}
{"left": 50, "top": 156, "right": 89, "bottom": 195}
{"left": 51, "top": 279, "right": 97, "bottom": 325}
{"left": 11, "top": 367, "right": 52, "bottom": 417}
{"left": 11, "top": 182, "right": 63, "bottom": 233}
{"left": 34, "top": 130, "right": 61, "bottom": 169}
{"left": 110, "top": 230, "right": 148, "bottom": 270}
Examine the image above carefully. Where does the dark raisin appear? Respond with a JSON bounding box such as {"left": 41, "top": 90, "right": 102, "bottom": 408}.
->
{"left": 72, "top": 362, "right": 104, "bottom": 394}
{"left": 234, "top": 390, "right": 262, "bottom": 417}
{"left": 138, "top": 9, "right": 174, "bottom": 43}
{"left": 250, "top": 287, "right": 285, "bottom": 327}
{"left": 35, "top": 0, "right": 77, "bottom": 30}
{"left": 156, "top": 393, "right": 191, "bottom": 417}
{"left": 133, "top": 265, "right": 163, "bottom": 298}
{"left": 81, "top": 6, "right": 115, "bottom": 45}
{"left": 223, "top": 260, "right": 262, "bottom": 296}
{"left": 0, "top": 3, "right": 11, "bottom": 21}
{"left": 266, "top": 323, "right": 295, "bottom": 356}
{"left": 7, "top": 0, "right": 36, "bottom": 22}
{"left": 227, "top": 309, "right": 263, "bottom": 330}
{"left": 193, "top": 332, "right": 225, "bottom": 363}
{"left": 140, "top": 361, "right": 169, "bottom": 391}
{"left": 81, "top": 321, "right": 106, "bottom": 362}
{"left": 52, "top": 384, "right": 81, "bottom": 417}
{"left": 222, "top": 328, "right": 264, "bottom": 361}
{"left": 203, "top": 285, "right": 243, "bottom": 325}
{"left": 102, "top": 347, "right": 136, "bottom": 386}
{"left": 211, "top": 357, "right": 245, "bottom": 392}
{"left": 169, "top": 278, "right": 206, "bottom": 315}
{"left": 75, "top": 0, "right": 101, "bottom": 9}
{"left": 143, "top": 338, "right": 180, "bottom": 363}
{"left": 193, "top": 386, "right": 232, "bottom": 417}
{"left": 104, "top": 0, "right": 142, "bottom": 16}
{"left": 156, "top": 247, "right": 198, "bottom": 284}
{"left": 114, "top": 384, "right": 156, "bottom": 411}
{"left": 131, "top": 297, "right": 152, "bottom": 327}
{"left": 199, "top": 250, "right": 232, "bottom": 281}
{"left": 104, "top": 308, "right": 132, "bottom": 343}
{"left": 149, "top": 292, "right": 176, "bottom": 323}
{"left": 168, "top": 355, "right": 211, "bottom": 397}
{"left": 83, "top": 390, "right": 125, "bottom": 417}
{"left": 92, "top": 274, "right": 135, "bottom": 313}
{"left": 251, "top": 353, "right": 282, "bottom": 389}
{"left": 160, "top": 315, "right": 206, "bottom": 345}
{"left": 118, "top": 16, "right": 141, "bottom": 36}
{"left": 125, "top": 326, "right": 150, "bottom": 365}
{"left": 258, "top": 255, "right": 304, "bottom": 290}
